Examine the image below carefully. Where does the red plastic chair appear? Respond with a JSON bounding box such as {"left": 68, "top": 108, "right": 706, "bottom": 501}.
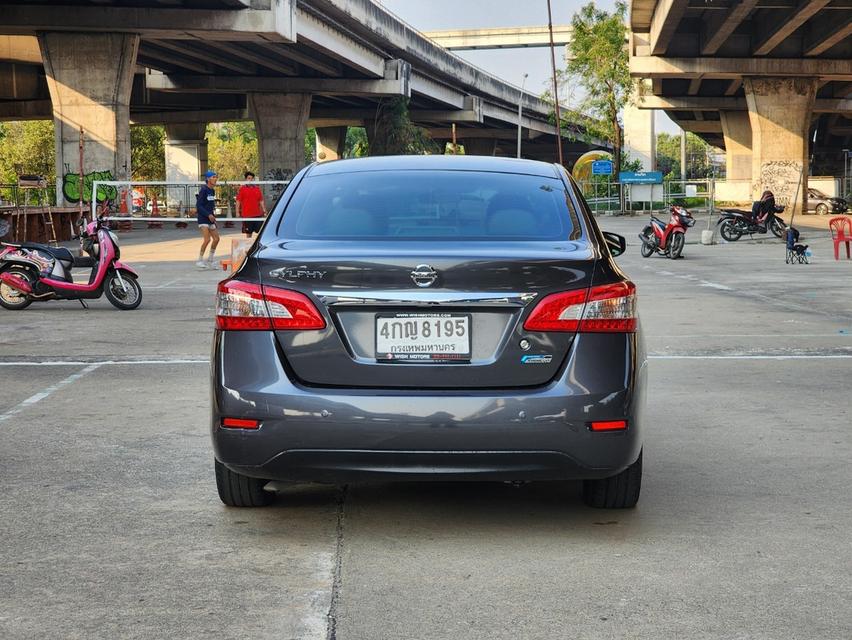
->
{"left": 829, "top": 216, "right": 852, "bottom": 260}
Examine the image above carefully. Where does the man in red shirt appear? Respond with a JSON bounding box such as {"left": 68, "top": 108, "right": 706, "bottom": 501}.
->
{"left": 235, "top": 171, "right": 268, "bottom": 237}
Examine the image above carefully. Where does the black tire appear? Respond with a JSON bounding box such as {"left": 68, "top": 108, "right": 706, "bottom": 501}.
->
{"left": 719, "top": 219, "right": 742, "bottom": 242}
{"left": 582, "top": 449, "right": 642, "bottom": 509}
{"left": 215, "top": 459, "right": 273, "bottom": 507}
{"left": 668, "top": 233, "right": 685, "bottom": 259}
{"left": 0, "top": 267, "right": 34, "bottom": 310}
{"left": 639, "top": 227, "right": 654, "bottom": 258}
{"left": 770, "top": 217, "right": 786, "bottom": 239}
{"left": 104, "top": 272, "right": 142, "bottom": 310}
{"left": 816, "top": 203, "right": 828, "bottom": 215}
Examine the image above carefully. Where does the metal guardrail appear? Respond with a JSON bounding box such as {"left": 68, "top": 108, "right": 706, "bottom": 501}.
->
{"left": 87, "top": 180, "right": 290, "bottom": 222}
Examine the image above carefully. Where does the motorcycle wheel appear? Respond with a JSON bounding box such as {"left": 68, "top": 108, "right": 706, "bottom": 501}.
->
{"left": 0, "top": 267, "right": 34, "bottom": 310}
{"left": 668, "top": 233, "right": 685, "bottom": 259}
{"left": 640, "top": 227, "right": 654, "bottom": 258}
{"left": 104, "top": 272, "right": 142, "bottom": 310}
{"left": 770, "top": 217, "right": 786, "bottom": 239}
{"left": 719, "top": 219, "right": 742, "bottom": 242}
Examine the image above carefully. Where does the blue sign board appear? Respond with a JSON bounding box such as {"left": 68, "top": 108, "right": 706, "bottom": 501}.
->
{"left": 619, "top": 171, "right": 663, "bottom": 184}
{"left": 591, "top": 160, "right": 613, "bottom": 176}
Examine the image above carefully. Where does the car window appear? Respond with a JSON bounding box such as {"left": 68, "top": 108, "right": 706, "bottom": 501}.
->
{"left": 277, "top": 170, "right": 578, "bottom": 241}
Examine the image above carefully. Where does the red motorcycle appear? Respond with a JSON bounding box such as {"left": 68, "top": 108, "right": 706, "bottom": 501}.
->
{"left": 0, "top": 215, "right": 142, "bottom": 310}
{"left": 639, "top": 205, "right": 695, "bottom": 259}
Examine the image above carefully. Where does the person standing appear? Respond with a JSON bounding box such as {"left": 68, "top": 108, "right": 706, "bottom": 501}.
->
{"left": 196, "top": 170, "right": 219, "bottom": 268}
{"left": 235, "top": 171, "right": 268, "bottom": 238}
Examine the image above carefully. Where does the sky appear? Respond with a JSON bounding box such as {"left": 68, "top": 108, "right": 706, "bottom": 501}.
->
{"left": 376, "top": 0, "right": 678, "bottom": 134}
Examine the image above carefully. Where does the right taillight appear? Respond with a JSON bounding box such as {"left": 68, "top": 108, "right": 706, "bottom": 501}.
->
{"left": 523, "top": 281, "right": 636, "bottom": 333}
{"left": 216, "top": 280, "right": 326, "bottom": 331}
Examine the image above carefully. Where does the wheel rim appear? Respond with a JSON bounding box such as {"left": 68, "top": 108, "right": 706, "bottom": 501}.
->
{"left": 0, "top": 272, "right": 30, "bottom": 304}
{"left": 110, "top": 276, "right": 139, "bottom": 306}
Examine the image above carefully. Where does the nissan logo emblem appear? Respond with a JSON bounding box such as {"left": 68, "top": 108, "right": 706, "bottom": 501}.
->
{"left": 410, "top": 264, "right": 438, "bottom": 288}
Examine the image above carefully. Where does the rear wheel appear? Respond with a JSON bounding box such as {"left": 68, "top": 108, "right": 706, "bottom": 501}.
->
{"left": 719, "top": 219, "right": 742, "bottom": 242}
{"left": 668, "top": 233, "right": 685, "bottom": 259}
{"left": 582, "top": 450, "right": 642, "bottom": 509}
{"left": 0, "top": 267, "right": 34, "bottom": 310}
{"left": 816, "top": 203, "right": 828, "bottom": 215}
{"left": 639, "top": 227, "right": 654, "bottom": 258}
{"left": 215, "top": 459, "right": 273, "bottom": 507}
{"left": 104, "top": 272, "right": 142, "bottom": 310}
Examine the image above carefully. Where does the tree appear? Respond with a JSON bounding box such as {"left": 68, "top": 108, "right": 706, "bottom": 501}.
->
{"left": 206, "top": 122, "right": 258, "bottom": 180}
{"left": 130, "top": 125, "right": 165, "bottom": 181}
{"left": 656, "top": 132, "right": 714, "bottom": 181}
{"left": 367, "top": 97, "right": 438, "bottom": 156}
{"left": 0, "top": 120, "right": 55, "bottom": 184}
{"left": 561, "top": 2, "right": 632, "bottom": 179}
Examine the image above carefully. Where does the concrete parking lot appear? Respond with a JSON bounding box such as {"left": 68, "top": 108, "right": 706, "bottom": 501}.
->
{"left": 1, "top": 220, "right": 850, "bottom": 639}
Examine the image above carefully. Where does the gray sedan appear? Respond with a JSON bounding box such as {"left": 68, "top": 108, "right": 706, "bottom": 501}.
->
{"left": 211, "top": 155, "right": 646, "bottom": 509}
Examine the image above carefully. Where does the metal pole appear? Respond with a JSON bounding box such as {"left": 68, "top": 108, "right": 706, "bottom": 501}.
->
{"left": 546, "top": 0, "right": 564, "bottom": 166}
{"left": 680, "top": 129, "right": 686, "bottom": 182}
{"left": 451, "top": 123, "right": 458, "bottom": 155}
{"left": 517, "top": 73, "right": 528, "bottom": 159}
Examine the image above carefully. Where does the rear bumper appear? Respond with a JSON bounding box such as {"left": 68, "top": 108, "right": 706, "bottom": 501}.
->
{"left": 211, "top": 331, "right": 647, "bottom": 482}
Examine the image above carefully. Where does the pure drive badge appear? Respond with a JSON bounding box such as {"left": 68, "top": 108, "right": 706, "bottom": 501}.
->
{"left": 521, "top": 354, "right": 553, "bottom": 365}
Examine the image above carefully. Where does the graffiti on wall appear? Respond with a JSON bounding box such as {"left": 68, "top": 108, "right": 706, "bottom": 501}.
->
{"left": 265, "top": 167, "right": 293, "bottom": 200}
{"left": 63, "top": 169, "right": 118, "bottom": 204}
{"left": 758, "top": 160, "right": 802, "bottom": 209}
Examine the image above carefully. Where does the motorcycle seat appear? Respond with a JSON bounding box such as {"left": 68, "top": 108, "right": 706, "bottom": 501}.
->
{"left": 7, "top": 242, "right": 75, "bottom": 263}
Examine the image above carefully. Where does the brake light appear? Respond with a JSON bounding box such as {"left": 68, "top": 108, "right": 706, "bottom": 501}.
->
{"left": 216, "top": 280, "right": 326, "bottom": 331}
{"left": 590, "top": 420, "right": 628, "bottom": 432}
{"left": 222, "top": 418, "right": 260, "bottom": 429}
{"left": 523, "top": 281, "right": 636, "bottom": 333}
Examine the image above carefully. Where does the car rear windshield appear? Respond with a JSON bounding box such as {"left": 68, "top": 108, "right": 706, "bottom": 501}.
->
{"left": 277, "top": 170, "right": 580, "bottom": 241}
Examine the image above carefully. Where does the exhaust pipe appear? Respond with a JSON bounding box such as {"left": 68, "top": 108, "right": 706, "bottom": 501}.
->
{"left": 0, "top": 271, "right": 33, "bottom": 295}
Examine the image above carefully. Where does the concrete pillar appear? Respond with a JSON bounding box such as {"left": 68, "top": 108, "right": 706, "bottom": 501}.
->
{"left": 164, "top": 122, "right": 208, "bottom": 213}
{"left": 720, "top": 111, "right": 752, "bottom": 182}
{"left": 249, "top": 93, "right": 311, "bottom": 182}
{"left": 744, "top": 77, "right": 817, "bottom": 215}
{"left": 315, "top": 126, "right": 347, "bottom": 162}
{"left": 463, "top": 138, "right": 497, "bottom": 156}
{"left": 38, "top": 32, "right": 138, "bottom": 205}
{"left": 623, "top": 102, "right": 656, "bottom": 171}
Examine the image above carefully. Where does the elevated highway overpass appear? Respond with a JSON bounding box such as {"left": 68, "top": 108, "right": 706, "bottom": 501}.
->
{"left": 0, "top": 0, "right": 604, "bottom": 203}
{"left": 629, "top": 0, "right": 852, "bottom": 210}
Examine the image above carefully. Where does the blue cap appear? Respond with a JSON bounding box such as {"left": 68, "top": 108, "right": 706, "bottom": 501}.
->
{"left": 205, "top": 170, "right": 217, "bottom": 179}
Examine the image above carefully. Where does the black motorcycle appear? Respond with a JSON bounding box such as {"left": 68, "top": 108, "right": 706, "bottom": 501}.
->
{"left": 717, "top": 207, "right": 786, "bottom": 242}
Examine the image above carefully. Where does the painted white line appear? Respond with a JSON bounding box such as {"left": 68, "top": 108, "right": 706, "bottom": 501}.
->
{"left": 699, "top": 281, "right": 732, "bottom": 291}
{"left": 651, "top": 355, "right": 852, "bottom": 360}
{"left": 0, "top": 359, "right": 209, "bottom": 367}
{"left": 0, "top": 363, "right": 101, "bottom": 424}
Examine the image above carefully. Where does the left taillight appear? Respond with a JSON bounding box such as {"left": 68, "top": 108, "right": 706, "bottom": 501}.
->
{"left": 523, "top": 281, "right": 637, "bottom": 333}
{"left": 215, "top": 280, "right": 326, "bottom": 331}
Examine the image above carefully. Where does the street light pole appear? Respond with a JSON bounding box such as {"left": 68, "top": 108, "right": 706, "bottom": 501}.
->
{"left": 517, "top": 73, "right": 528, "bottom": 159}
{"left": 546, "top": 0, "right": 564, "bottom": 166}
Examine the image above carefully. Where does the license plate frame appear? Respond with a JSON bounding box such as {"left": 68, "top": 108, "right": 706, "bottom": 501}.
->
{"left": 375, "top": 313, "right": 472, "bottom": 363}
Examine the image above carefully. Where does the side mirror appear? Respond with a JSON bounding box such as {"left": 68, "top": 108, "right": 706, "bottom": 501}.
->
{"left": 602, "top": 231, "right": 627, "bottom": 257}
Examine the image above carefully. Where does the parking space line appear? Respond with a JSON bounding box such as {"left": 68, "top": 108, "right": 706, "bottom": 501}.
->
{"left": 0, "top": 364, "right": 101, "bottom": 424}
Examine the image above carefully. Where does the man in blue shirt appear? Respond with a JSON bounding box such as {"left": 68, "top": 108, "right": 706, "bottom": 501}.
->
{"left": 196, "top": 170, "right": 219, "bottom": 268}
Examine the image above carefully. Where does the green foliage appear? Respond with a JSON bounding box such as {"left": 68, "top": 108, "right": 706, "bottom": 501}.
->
{"left": 0, "top": 120, "right": 56, "bottom": 184}
{"left": 368, "top": 98, "right": 438, "bottom": 156}
{"left": 130, "top": 125, "right": 165, "bottom": 181}
{"left": 345, "top": 127, "right": 369, "bottom": 158}
{"left": 206, "top": 122, "right": 258, "bottom": 180}
{"left": 305, "top": 127, "right": 317, "bottom": 165}
{"left": 561, "top": 1, "right": 632, "bottom": 176}
{"left": 656, "top": 132, "right": 714, "bottom": 180}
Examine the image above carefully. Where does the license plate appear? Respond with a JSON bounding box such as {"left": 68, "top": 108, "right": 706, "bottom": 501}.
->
{"left": 376, "top": 313, "right": 471, "bottom": 362}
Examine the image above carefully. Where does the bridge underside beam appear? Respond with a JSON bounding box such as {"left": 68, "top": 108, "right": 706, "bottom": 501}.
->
{"left": 638, "top": 95, "right": 852, "bottom": 113}
{"left": 630, "top": 56, "right": 852, "bottom": 80}
{"left": 422, "top": 26, "right": 573, "bottom": 51}
{"left": 0, "top": 3, "right": 297, "bottom": 42}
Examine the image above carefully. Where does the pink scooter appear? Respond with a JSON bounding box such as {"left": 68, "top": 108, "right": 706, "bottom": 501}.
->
{"left": 0, "top": 216, "right": 142, "bottom": 310}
